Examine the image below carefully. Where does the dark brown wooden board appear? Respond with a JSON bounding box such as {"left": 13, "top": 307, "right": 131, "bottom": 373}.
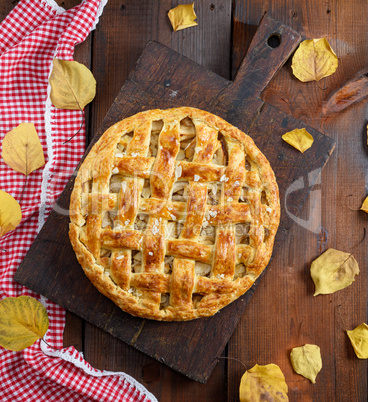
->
{"left": 15, "top": 16, "right": 335, "bottom": 383}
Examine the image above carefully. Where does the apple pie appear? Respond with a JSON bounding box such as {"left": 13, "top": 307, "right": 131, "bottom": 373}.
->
{"left": 69, "top": 107, "right": 280, "bottom": 321}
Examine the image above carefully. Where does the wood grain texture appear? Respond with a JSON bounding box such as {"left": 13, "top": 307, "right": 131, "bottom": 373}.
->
{"left": 14, "top": 17, "right": 334, "bottom": 385}
{"left": 84, "top": 0, "right": 231, "bottom": 390}
{"left": 229, "top": 1, "right": 368, "bottom": 401}
{"left": 2, "top": 0, "right": 367, "bottom": 400}
{"left": 88, "top": 0, "right": 232, "bottom": 141}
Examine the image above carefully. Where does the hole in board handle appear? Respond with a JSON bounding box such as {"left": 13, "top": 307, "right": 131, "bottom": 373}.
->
{"left": 267, "top": 33, "right": 281, "bottom": 48}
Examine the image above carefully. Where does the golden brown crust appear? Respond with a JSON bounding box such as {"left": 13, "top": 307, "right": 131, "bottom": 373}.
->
{"left": 69, "top": 107, "right": 280, "bottom": 321}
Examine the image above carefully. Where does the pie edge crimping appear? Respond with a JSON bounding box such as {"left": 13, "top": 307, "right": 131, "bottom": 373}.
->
{"left": 69, "top": 107, "right": 280, "bottom": 321}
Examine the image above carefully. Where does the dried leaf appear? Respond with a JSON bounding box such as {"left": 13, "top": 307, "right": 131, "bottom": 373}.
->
{"left": 310, "top": 248, "right": 359, "bottom": 296}
{"left": 0, "top": 296, "right": 49, "bottom": 351}
{"left": 49, "top": 59, "right": 96, "bottom": 110}
{"left": 361, "top": 196, "right": 368, "bottom": 213}
{"left": 168, "top": 3, "right": 198, "bottom": 32}
{"left": 290, "top": 344, "right": 322, "bottom": 383}
{"left": 0, "top": 190, "right": 22, "bottom": 237}
{"left": 291, "top": 38, "right": 338, "bottom": 82}
{"left": 239, "top": 363, "right": 288, "bottom": 402}
{"left": 347, "top": 323, "right": 368, "bottom": 359}
{"left": 1, "top": 123, "right": 45, "bottom": 176}
{"left": 282, "top": 128, "right": 314, "bottom": 153}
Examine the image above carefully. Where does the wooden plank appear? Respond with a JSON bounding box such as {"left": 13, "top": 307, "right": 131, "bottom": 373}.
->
{"left": 15, "top": 17, "right": 334, "bottom": 383}
{"left": 85, "top": 2, "right": 231, "bottom": 393}
{"left": 2, "top": 0, "right": 365, "bottom": 400}
{"left": 88, "top": 0, "right": 232, "bottom": 140}
{"left": 14, "top": 42, "right": 237, "bottom": 383}
{"left": 168, "top": 0, "right": 232, "bottom": 79}
{"left": 0, "top": 0, "right": 17, "bottom": 20}
{"left": 63, "top": 311, "right": 83, "bottom": 351}
{"left": 228, "top": 1, "right": 368, "bottom": 401}
{"left": 84, "top": 325, "right": 227, "bottom": 401}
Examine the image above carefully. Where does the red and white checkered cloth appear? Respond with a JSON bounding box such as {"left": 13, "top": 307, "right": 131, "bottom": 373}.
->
{"left": 0, "top": 1, "right": 157, "bottom": 401}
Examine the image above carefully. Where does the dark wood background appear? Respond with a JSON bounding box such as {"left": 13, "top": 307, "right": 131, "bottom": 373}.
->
{"left": 2, "top": 0, "right": 367, "bottom": 400}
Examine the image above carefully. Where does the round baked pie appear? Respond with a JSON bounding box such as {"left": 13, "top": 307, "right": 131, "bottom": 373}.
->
{"left": 69, "top": 107, "right": 280, "bottom": 321}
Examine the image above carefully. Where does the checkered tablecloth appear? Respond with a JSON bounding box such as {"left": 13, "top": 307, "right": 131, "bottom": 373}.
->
{"left": 0, "top": 1, "right": 157, "bottom": 401}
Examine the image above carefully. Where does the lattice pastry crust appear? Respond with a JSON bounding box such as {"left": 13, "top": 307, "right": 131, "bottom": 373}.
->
{"left": 69, "top": 107, "right": 280, "bottom": 321}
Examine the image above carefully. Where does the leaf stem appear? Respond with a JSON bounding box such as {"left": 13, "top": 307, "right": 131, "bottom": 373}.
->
{"left": 63, "top": 109, "right": 84, "bottom": 144}
{"left": 355, "top": 227, "right": 366, "bottom": 249}
{"left": 316, "top": 79, "right": 328, "bottom": 91}
{"left": 41, "top": 338, "right": 58, "bottom": 351}
{"left": 345, "top": 194, "right": 361, "bottom": 211}
{"left": 337, "top": 228, "right": 366, "bottom": 271}
{"left": 215, "top": 356, "right": 247, "bottom": 369}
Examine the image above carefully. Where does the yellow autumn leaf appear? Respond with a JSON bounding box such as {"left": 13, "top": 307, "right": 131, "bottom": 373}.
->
{"left": 0, "top": 296, "right": 49, "bottom": 351}
{"left": 310, "top": 248, "right": 359, "bottom": 296}
{"left": 282, "top": 128, "right": 314, "bottom": 153}
{"left": 360, "top": 196, "right": 368, "bottom": 213}
{"left": 290, "top": 344, "right": 322, "bottom": 383}
{"left": 239, "top": 363, "right": 288, "bottom": 402}
{"left": 1, "top": 123, "right": 45, "bottom": 176}
{"left": 0, "top": 190, "right": 22, "bottom": 237}
{"left": 49, "top": 59, "right": 96, "bottom": 110}
{"left": 347, "top": 323, "right": 368, "bottom": 359}
{"left": 291, "top": 38, "right": 338, "bottom": 82}
{"left": 168, "top": 3, "right": 198, "bottom": 32}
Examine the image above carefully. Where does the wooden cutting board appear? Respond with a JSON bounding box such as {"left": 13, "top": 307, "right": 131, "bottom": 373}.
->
{"left": 15, "top": 16, "right": 335, "bottom": 383}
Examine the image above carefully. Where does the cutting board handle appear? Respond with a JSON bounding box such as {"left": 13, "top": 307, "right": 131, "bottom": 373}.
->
{"left": 232, "top": 15, "right": 301, "bottom": 103}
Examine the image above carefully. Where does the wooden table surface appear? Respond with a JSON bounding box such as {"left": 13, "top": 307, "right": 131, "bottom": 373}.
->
{"left": 2, "top": 1, "right": 367, "bottom": 401}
